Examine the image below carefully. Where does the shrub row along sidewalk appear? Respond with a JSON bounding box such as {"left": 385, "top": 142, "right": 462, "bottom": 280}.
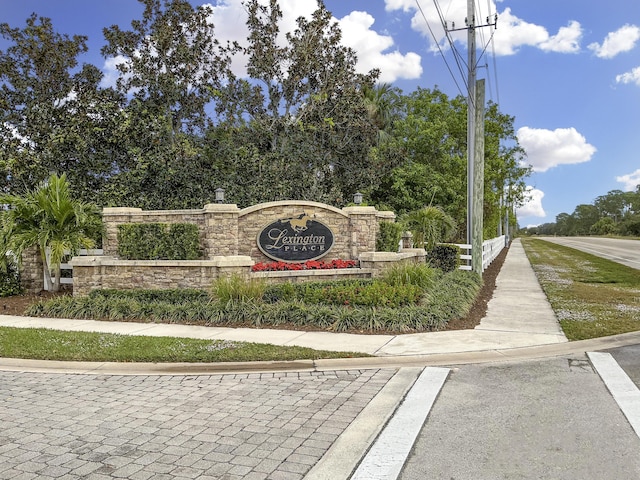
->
{"left": 26, "top": 268, "right": 482, "bottom": 334}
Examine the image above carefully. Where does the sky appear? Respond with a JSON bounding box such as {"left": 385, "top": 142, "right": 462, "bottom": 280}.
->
{"left": 2, "top": 0, "right": 639, "bottom": 228}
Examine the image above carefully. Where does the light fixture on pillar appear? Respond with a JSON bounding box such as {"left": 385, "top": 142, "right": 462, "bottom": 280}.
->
{"left": 215, "top": 188, "right": 225, "bottom": 204}
{"left": 353, "top": 192, "right": 363, "bottom": 205}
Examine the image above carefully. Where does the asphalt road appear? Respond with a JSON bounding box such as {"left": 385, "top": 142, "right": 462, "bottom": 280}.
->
{"left": 399, "top": 352, "right": 640, "bottom": 480}
{"left": 536, "top": 236, "right": 640, "bottom": 270}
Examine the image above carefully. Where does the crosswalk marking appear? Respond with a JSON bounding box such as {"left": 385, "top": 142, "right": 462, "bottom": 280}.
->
{"left": 588, "top": 351, "right": 640, "bottom": 439}
{"left": 350, "top": 367, "right": 450, "bottom": 480}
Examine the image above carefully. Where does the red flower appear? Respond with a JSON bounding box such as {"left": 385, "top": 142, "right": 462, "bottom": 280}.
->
{"left": 251, "top": 259, "right": 359, "bottom": 272}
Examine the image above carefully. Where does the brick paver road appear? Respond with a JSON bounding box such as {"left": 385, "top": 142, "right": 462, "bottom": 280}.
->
{"left": 0, "top": 369, "right": 397, "bottom": 479}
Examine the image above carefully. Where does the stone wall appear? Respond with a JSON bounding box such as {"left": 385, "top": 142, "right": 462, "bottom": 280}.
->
{"left": 71, "top": 256, "right": 254, "bottom": 297}
{"left": 102, "top": 201, "right": 395, "bottom": 264}
{"left": 61, "top": 201, "right": 402, "bottom": 295}
{"left": 359, "top": 249, "right": 427, "bottom": 278}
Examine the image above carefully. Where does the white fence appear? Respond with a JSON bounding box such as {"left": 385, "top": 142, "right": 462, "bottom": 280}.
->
{"left": 454, "top": 235, "right": 507, "bottom": 272}
{"left": 45, "top": 248, "right": 103, "bottom": 290}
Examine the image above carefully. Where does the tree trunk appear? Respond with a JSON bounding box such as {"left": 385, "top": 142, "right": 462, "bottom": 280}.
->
{"left": 41, "top": 248, "right": 54, "bottom": 292}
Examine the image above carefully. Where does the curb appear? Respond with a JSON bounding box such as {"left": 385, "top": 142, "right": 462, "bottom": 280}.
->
{"left": 2, "top": 330, "right": 640, "bottom": 375}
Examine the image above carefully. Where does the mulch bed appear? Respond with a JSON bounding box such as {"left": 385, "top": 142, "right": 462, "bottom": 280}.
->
{"left": 0, "top": 246, "right": 508, "bottom": 332}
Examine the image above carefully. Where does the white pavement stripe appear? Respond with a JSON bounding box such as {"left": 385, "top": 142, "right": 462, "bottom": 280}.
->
{"left": 350, "top": 367, "right": 450, "bottom": 480}
{"left": 587, "top": 352, "right": 640, "bottom": 439}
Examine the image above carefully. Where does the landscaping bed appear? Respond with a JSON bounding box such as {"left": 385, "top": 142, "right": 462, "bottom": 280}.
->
{"left": 1, "top": 248, "right": 507, "bottom": 334}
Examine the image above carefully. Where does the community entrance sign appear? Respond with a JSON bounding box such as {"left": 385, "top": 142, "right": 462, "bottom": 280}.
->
{"left": 257, "top": 212, "right": 334, "bottom": 262}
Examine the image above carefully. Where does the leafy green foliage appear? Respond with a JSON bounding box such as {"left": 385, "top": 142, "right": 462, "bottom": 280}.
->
{"left": 0, "top": 173, "right": 101, "bottom": 291}
{"left": 295, "top": 281, "right": 423, "bottom": 308}
{"left": 376, "top": 221, "right": 403, "bottom": 252}
{"left": 380, "top": 262, "right": 439, "bottom": 289}
{"left": 402, "top": 206, "right": 457, "bottom": 250}
{"left": 1, "top": 4, "right": 532, "bottom": 219}
{"left": 117, "top": 223, "right": 202, "bottom": 260}
{"left": 89, "top": 288, "right": 209, "bottom": 304}
{"left": 0, "top": 255, "right": 22, "bottom": 297}
{"left": 0, "top": 14, "right": 127, "bottom": 202}
{"left": 426, "top": 244, "right": 461, "bottom": 273}
{"left": 211, "top": 275, "right": 266, "bottom": 303}
{"left": 28, "top": 268, "right": 482, "bottom": 333}
{"left": 524, "top": 186, "right": 640, "bottom": 238}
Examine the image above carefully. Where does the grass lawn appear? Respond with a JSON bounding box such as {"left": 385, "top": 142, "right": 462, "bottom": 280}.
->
{"left": 0, "top": 326, "right": 368, "bottom": 362}
{"left": 521, "top": 237, "right": 640, "bottom": 340}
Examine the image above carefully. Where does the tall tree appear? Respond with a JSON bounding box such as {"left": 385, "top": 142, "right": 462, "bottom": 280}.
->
{"left": 102, "top": 0, "right": 235, "bottom": 138}
{"left": 0, "top": 14, "right": 121, "bottom": 200}
{"left": 370, "top": 88, "right": 530, "bottom": 238}
{"left": 208, "top": 0, "right": 381, "bottom": 206}
{"left": 100, "top": 0, "right": 239, "bottom": 209}
{"left": 594, "top": 189, "right": 633, "bottom": 222}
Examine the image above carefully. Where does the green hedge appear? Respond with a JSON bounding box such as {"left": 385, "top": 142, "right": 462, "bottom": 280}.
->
{"left": 117, "top": 223, "right": 202, "bottom": 260}
{"left": 376, "top": 221, "right": 403, "bottom": 252}
{"left": 427, "top": 244, "right": 460, "bottom": 272}
{"left": 265, "top": 280, "right": 421, "bottom": 307}
{"left": 0, "top": 256, "right": 22, "bottom": 297}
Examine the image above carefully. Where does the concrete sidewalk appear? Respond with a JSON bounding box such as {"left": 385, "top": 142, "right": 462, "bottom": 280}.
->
{"left": 0, "top": 239, "right": 566, "bottom": 359}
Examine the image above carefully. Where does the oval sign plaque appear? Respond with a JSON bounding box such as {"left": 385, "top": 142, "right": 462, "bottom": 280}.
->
{"left": 257, "top": 213, "right": 335, "bottom": 262}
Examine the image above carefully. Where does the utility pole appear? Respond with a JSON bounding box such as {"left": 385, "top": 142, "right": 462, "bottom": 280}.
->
{"left": 448, "top": 2, "right": 497, "bottom": 271}
{"left": 472, "top": 78, "right": 485, "bottom": 273}
{"left": 466, "top": 0, "right": 476, "bottom": 248}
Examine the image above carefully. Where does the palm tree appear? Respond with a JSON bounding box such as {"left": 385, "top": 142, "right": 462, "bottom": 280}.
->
{"left": 402, "top": 206, "right": 457, "bottom": 251}
{"left": 0, "top": 173, "right": 101, "bottom": 292}
{"left": 363, "top": 83, "right": 398, "bottom": 144}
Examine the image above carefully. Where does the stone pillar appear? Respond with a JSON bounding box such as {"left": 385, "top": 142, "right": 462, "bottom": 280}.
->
{"left": 20, "top": 246, "right": 44, "bottom": 293}
{"left": 343, "top": 206, "right": 396, "bottom": 258}
{"left": 203, "top": 203, "right": 241, "bottom": 258}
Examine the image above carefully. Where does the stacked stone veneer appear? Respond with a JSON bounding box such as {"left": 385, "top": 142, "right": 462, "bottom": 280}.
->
{"left": 68, "top": 201, "right": 418, "bottom": 296}
{"left": 20, "top": 247, "right": 44, "bottom": 294}
{"left": 100, "top": 201, "right": 394, "bottom": 261}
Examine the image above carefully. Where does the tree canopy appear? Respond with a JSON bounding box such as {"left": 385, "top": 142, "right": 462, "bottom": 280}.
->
{"left": 525, "top": 186, "right": 640, "bottom": 237}
{"left": 1, "top": 0, "right": 533, "bottom": 239}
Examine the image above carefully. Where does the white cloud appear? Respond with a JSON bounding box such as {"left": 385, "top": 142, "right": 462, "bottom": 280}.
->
{"left": 100, "top": 55, "right": 129, "bottom": 89}
{"left": 616, "top": 66, "right": 640, "bottom": 86}
{"left": 588, "top": 24, "right": 640, "bottom": 59}
{"left": 385, "top": 1, "right": 582, "bottom": 56}
{"left": 517, "top": 187, "right": 546, "bottom": 218}
{"left": 538, "top": 20, "right": 582, "bottom": 53}
{"left": 616, "top": 169, "right": 640, "bottom": 191}
{"left": 517, "top": 127, "right": 597, "bottom": 173}
{"left": 338, "top": 11, "right": 422, "bottom": 82}
{"left": 492, "top": 8, "right": 552, "bottom": 56}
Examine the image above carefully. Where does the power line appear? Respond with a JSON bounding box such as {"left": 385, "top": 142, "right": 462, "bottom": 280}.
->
{"left": 487, "top": 0, "right": 500, "bottom": 105}
{"left": 414, "top": 0, "right": 466, "bottom": 97}
{"left": 432, "top": 0, "right": 469, "bottom": 95}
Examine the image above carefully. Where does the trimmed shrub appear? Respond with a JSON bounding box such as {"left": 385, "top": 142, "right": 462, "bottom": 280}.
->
{"left": 376, "top": 221, "right": 403, "bottom": 252}
{"left": 0, "top": 256, "right": 22, "bottom": 297}
{"left": 117, "top": 223, "right": 202, "bottom": 260}
{"left": 26, "top": 269, "right": 484, "bottom": 333}
{"left": 211, "top": 275, "right": 266, "bottom": 303}
{"left": 427, "top": 244, "right": 460, "bottom": 272}
{"left": 381, "top": 263, "right": 439, "bottom": 289}
{"left": 88, "top": 288, "right": 209, "bottom": 304}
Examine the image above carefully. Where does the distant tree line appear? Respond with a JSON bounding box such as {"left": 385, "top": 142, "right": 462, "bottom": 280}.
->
{"left": 0, "top": 0, "right": 530, "bottom": 242}
{"left": 521, "top": 188, "right": 640, "bottom": 237}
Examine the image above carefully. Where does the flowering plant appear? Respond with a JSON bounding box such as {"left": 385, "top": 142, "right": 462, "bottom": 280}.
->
{"left": 251, "top": 259, "right": 359, "bottom": 272}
